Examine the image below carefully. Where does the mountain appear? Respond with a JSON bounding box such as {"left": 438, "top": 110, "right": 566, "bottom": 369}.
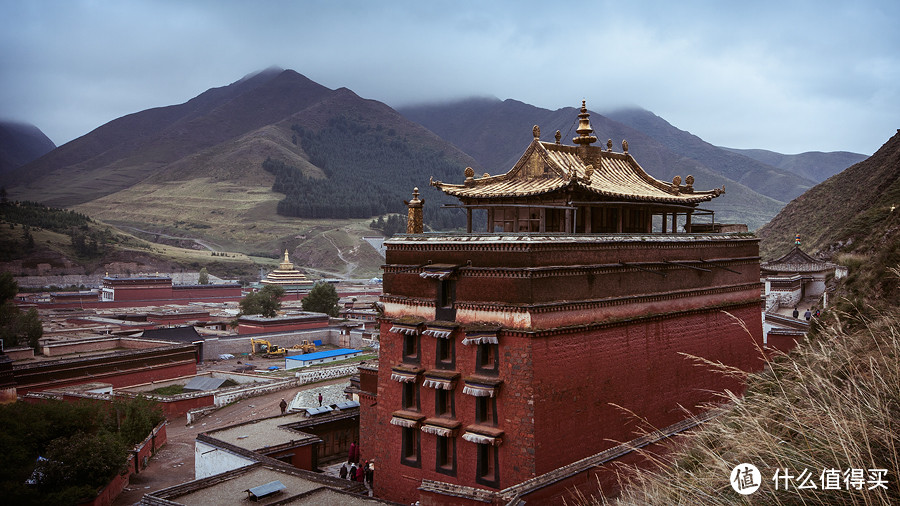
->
{"left": 721, "top": 147, "right": 868, "bottom": 183}
{"left": 400, "top": 98, "right": 785, "bottom": 230}
{"left": 602, "top": 108, "right": 822, "bottom": 203}
{"left": 757, "top": 129, "right": 900, "bottom": 266}
{"left": 3, "top": 67, "right": 334, "bottom": 206}
{"left": 1, "top": 69, "right": 480, "bottom": 278}
{"left": 0, "top": 121, "right": 56, "bottom": 175}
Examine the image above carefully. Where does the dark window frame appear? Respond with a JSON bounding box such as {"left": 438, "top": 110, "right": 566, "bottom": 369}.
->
{"left": 401, "top": 381, "right": 419, "bottom": 411}
{"left": 475, "top": 443, "right": 500, "bottom": 488}
{"left": 434, "top": 388, "right": 455, "bottom": 418}
{"left": 435, "top": 279, "right": 457, "bottom": 321}
{"left": 475, "top": 395, "right": 497, "bottom": 426}
{"left": 475, "top": 343, "right": 499, "bottom": 376}
{"left": 400, "top": 426, "right": 421, "bottom": 468}
{"left": 435, "top": 337, "right": 455, "bottom": 370}
{"left": 402, "top": 333, "right": 420, "bottom": 365}
{"left": 435, "top": 435, "right": 456, "bottom": 477}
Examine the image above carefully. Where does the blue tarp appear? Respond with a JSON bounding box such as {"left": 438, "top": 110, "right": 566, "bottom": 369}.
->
{"left": 285, "top": 348, "right": 362, "bottom": 362}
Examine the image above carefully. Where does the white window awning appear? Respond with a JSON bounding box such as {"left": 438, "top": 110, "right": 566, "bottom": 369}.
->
{"left": 420, "top": 270, "right": 453, "bottom": 280}
{"left": 462, "top": 431, "right": 502, "bottom": 446}
{"left": 423, "top": 328, "right": 453, "bottom": 339}
{"left": 421, "top": 424, "right": 454, "bottom": 437}
{"left": 461, "top": 334, "right": 498, "bottom": 346}
{"left": 463, "top": 384, "right": 497, "bottom": 397}
{"left": 423, "top": 378, "right": 454, "bottom": 390}
{"left": 390, "top": 325, "right": 420, "bottom": 335}
{"left": 390, "top": 416, "right": 420, "bottom": 428}
{"left": 391, "top": 371, "right": 418, "bottom": 383}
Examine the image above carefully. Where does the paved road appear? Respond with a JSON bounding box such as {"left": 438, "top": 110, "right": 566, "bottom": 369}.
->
{"left": 113, "top": 377, "right": 351, "bottom": 506}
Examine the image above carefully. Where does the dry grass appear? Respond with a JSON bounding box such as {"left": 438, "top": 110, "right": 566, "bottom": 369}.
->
{"left": 576, "top": 302, "right": 900, "bottom": 505}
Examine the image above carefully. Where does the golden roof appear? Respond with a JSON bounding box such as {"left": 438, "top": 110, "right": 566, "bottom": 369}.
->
{"left": 431, "top": 102, "right": 724, "bottom": 205}
{"left": 261, "top": 250, "right": 310, "bottom": 286}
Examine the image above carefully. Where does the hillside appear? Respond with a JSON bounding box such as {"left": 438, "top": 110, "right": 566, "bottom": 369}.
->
{"left": 723, "top": 146, "right": 867, "bottom": 183}
{"left": 757, "top": 129, "right": 900, "bottom": 262}
{"left": 400, "top": 98, "right": 784, "bottom": 230}
{"left": 2, "top": 67, "right": 334, "bottom": 207}
{"left": 0, "top": 121, "right": 56, "bottom": 175}
{"left": 604, "top": 108, "right": 824, "bottom": 203}
{"left": 2, "top": 69, "right": 485, "bottom": 278}
{"left": 0, "top": 200, "right": 261, "bottom": 280}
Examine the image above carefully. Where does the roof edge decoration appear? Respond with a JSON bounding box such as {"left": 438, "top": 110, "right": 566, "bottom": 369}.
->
{"left": 430, "top": 101, "right": 725, "bottom": 205}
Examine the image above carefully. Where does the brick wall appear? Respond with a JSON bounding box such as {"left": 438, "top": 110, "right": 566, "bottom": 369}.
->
{"left": 529, "top": 302, "right": 764, "bottom": 474}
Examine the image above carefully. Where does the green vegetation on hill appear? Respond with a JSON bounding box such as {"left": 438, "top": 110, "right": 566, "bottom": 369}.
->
{"left": 0, "top": 201, "right": 111, "bottom": 260}
{"left": 758, "top": 130, "right": 900, "bottom": 260}
{"left": 262, "top": 118, "right": 465, "bottom": 229}
{"left": 370, "top": 214, "right": 406, "bottom": 237}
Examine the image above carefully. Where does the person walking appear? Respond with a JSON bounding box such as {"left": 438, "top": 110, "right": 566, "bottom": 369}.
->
{"left": 349, "top": 464, "right": 357, "bottom": 481}
{"left": 348, "top": 441, "right": 358, "bottom": 464}
{"left": 792, "top": 307, "right": 799, "bottom": 318}
{"left": 279, "top": 398, "right": 287, "bottom": 415}
{"left": 318, "top": 392, "right": 323, "bottom": 407}
{"left": 339, "top": 463, "right": 348, "bottom": 479}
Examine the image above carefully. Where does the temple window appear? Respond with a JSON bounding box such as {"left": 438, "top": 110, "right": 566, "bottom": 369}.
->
{"left": 435, "top": 388, "right": 454, "bottom": 418}
{"left": 475, "top": 396, "right": 496, "bottom": 426}
{"left": 401, "top": 427, "right": 420, "bottom": 467}
{"left": 476, "top": 343, "right": 499, "bottom": 375}
{"left": 436, "top": 436, "right": 456, "bottom": 475}
{"left": 476, "top": 443, "right": 499, "bottom": 486}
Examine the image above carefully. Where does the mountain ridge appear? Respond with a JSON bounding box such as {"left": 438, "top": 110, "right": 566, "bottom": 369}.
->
{"left": 0, "top": 121, "right": 56, "bottom": 175}
{"left": 757, "top": 129, "right": 900, "bottom": 262}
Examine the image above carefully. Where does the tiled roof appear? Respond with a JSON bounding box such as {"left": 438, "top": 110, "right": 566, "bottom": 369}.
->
{"left": 761, "top": 246, "right": 835, "bottom": 273}
{"left": 433, "top": 139, "right": 724, "bottom": 204}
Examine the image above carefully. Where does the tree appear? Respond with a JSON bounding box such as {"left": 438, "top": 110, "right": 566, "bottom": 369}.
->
{"left": 0, "top": 272, "right": 42, "bottom": 349}
{"left": 37, "top": 431, "right": 127, "bottom": 492}
{"left": 301, "top": 282, "right": 340, "bottom": 316}
{"left": 198, "top": 267, "right": 209, "bottom": 285}
{"left": 238, "top": 285, "right": 285, "bottom": 318}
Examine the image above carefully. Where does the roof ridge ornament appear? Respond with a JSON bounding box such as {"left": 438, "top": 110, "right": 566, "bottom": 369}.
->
{"left": 573, "top": 100, "right": 598, "bottom": 146}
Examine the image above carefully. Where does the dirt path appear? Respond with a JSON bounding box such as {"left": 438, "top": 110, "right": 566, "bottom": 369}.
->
{"left": 118, "top": 225, "right": 222, "bottom": 252}
{"left": 113, "top": 377, "right": 350, "bottom": 506}
{"left": 322, "top": 230, "right": 357, "bottom": 279}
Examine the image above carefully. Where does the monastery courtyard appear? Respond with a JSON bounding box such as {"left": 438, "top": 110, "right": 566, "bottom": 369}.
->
{"left": 112, "top": 375, "right": 353, "bottom": 506}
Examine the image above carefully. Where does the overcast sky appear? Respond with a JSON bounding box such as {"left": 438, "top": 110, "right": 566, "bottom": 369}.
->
{"left": 1, "top": 0, "right": 897, "bottom": 155}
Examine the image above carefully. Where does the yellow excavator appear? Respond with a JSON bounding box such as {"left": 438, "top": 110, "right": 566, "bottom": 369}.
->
{"left": 250, "top": 338, "right": 317, "bottom": 358}
{"left": 250, "top": 338, "right": 287, "bottom": 358}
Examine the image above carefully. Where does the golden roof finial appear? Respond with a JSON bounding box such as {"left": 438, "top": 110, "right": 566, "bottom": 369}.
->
{"left": 284, "top": 249, "right": 290, "bottom": 263}
{"left": 573, "top": 100, "right": 597, "bottom": 146}
{"left": 555, "top": 130, "right": 561, "bottom": 144}
{"left": 533, "top": 125, "right": 540, "bottom": 139}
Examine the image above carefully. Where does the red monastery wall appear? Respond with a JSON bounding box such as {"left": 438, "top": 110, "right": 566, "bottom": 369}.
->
{"left": 529, "top": 302, "right": 763, "bottom": 474}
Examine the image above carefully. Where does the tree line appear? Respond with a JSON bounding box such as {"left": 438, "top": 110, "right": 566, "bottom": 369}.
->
{"left": 0, "top": 201, "right": 109, "bottom": 260}
{"left": 261, "top": 116, "right": 467, "bottom": 230}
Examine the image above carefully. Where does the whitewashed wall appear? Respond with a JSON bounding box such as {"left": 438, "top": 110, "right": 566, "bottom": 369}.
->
{"left": 194, "top": 441, "right": 255, "bottom": 479}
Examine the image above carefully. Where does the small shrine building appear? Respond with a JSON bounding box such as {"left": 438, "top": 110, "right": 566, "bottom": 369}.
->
{"left": 261, "top": 250, "right": 314, "bottom": 292}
